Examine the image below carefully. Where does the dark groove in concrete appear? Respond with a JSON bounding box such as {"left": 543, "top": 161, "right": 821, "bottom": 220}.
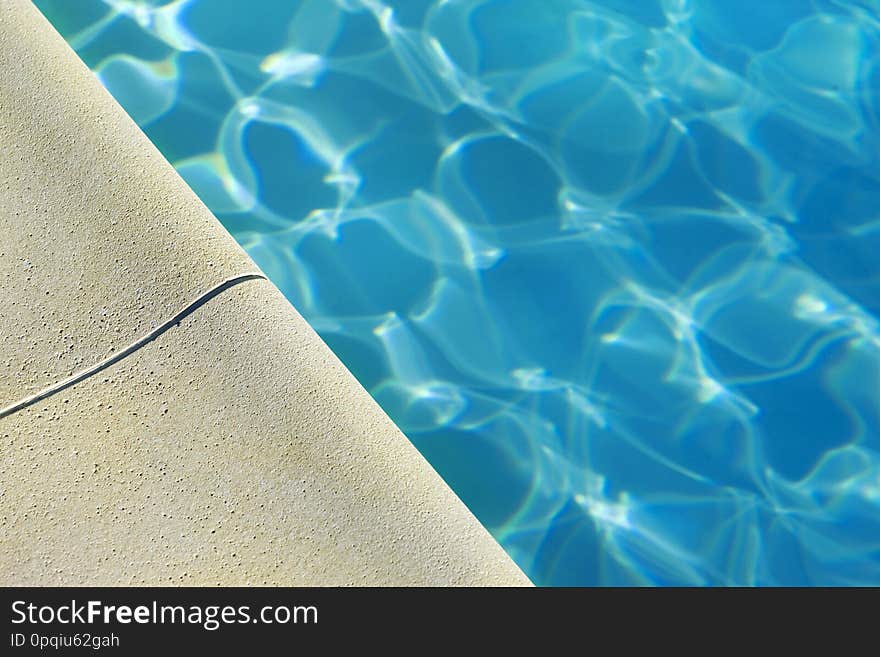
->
{"left": 0, "top": 273, "right": 267, "bottom": 420}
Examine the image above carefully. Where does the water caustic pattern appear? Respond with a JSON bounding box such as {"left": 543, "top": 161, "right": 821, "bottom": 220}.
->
{"left": 33, "top": 0, "right": 880, "bottom": 585}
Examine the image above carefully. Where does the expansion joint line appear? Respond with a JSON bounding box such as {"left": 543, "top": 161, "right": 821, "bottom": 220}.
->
{"left": 0, "top": 272, "right": 267, "bottom": 420}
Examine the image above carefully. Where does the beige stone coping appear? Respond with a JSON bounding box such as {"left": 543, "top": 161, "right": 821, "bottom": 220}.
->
{"left": 0, "top": 0, "right": 530, "bottom": 586}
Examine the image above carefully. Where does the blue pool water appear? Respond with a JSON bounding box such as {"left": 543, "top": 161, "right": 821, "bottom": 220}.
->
{"left": 35, "top": 0, "right": 880, "bottom": 586}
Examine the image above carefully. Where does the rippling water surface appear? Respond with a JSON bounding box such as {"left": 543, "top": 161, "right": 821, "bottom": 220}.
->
{"left": 35, "top": 0, "right": 880, "bottom": 585}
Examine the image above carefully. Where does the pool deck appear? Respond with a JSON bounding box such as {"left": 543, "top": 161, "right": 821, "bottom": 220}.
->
{"left": 0, "top": 0, "right": 529, "bottom": 586}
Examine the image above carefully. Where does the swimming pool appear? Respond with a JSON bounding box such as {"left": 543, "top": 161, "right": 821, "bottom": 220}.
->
{"left": 34, "top": 0, "right": 880, "bottom": 586}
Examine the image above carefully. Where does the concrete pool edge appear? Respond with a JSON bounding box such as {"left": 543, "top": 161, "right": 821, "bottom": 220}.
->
{"left": 0, "top": 0, "right": 530, "bottom": 586}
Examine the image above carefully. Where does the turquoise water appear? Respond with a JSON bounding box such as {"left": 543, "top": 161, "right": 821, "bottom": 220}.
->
{"left": 35, "top": 0, "right": 880, "bottom": 586}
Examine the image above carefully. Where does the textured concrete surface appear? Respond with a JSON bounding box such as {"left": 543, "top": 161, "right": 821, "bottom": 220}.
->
{"left": 0, "top": 0, "right": 529, "bottom": 586}
{"left": 1, "top": 281, "right": 526, "bottom": 585}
